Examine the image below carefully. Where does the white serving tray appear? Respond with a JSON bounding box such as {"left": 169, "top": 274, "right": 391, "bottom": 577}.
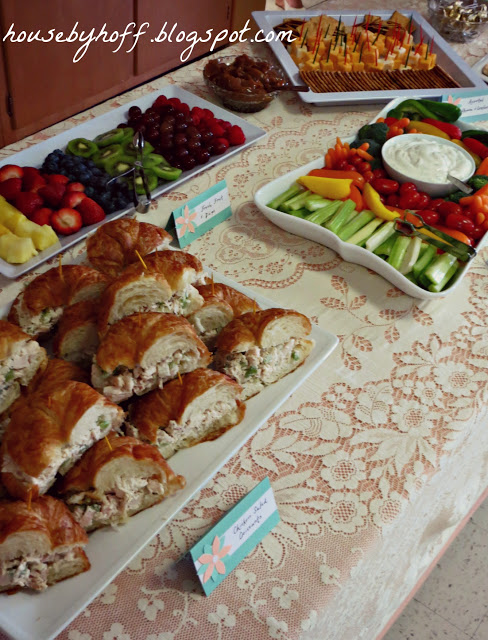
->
{"left": 252, "top": 9, "right": 486, "bottom": 106}
{"left": 0, "top": 269, "right": 338, "bottom": 640}
{"left": 254, "top": 97, "right": 487, "bottom": 300}
{"left": 472, "top": 53, "right": 488, "bottom": 84}
{"left": 0, "top": 86, "right": 266, "bottom": 279}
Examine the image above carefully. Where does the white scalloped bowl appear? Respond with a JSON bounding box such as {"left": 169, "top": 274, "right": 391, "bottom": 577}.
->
{"left": 381, "top": 133, "right": 476, "bottom": 198}
{"left": 254, "top": 156, "right": 486, "bottom": 300}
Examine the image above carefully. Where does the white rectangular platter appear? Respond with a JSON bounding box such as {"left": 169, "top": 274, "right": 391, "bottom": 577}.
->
{"left": 254, "top": 97, "right": 488, "bottom": 299}
{"left": 0, "top": 86, "right": 266, "bottom": 279}
{"left": 252, "top": 9, "right": 486, "bottom": 106}
{"left": 0, "top": 270, "right": 338, "bottom": 640}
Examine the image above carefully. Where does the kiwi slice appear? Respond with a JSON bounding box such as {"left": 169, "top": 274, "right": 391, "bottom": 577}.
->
{"left": 143, "top": 153, "right": 167, "bottom": 168}
{"left": 105, "top": 156, "right": 134, "bottom": 177}
{"left": 92, "top": 144, "right": 124, "bottom": 168}
{"left": 94, "top": 128, "right": 126, "bottom": 148}
{"left": 122, "top": 139, "right": 154, "bottom": 156}
{"left": 133, "top": 169, "right": 158, "bottom": 194}
{"left": 66, "top": 138, "right": 98, "bottom": 158}
{"left": 152, "top": 165, "right": 182, "bottom": 181}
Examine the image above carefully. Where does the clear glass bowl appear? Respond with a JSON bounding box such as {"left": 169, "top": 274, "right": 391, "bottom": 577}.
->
{"left": 428, "top": 0, "right": 488, "bottom": 42}
{"left": 203, "top": 56, "right": 287, "bottom": 113}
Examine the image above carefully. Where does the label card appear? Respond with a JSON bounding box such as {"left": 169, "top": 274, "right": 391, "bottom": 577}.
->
{"left": 166, "top": 180, "right": 232, "bottom": 248}
{"left": 189, "top": 477, "right": 280, "bottom": 596}
{"left": 441, "top": 91, "right": 488, "bottom": 123}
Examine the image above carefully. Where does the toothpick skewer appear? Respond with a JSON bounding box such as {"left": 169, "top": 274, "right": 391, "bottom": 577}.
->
{"left": 211, "top": 273, "right": 215, "bottom": 296}
{"left": 58, "top": 255, "right": 64, "bottom": 282}
{"left": 177, "top": 371, "right": 183, "bottom": 385}
{"left": 27, "top": 488, "right": 32, "bottom": 511}
{"left": 105, "top": 436, "right": 113, "bottom": 451}
{"left": 252, "top": 299, "right": 257, "bottom": 314}
{"left": 135, "top": 250, "right": 147, "bottom": 270}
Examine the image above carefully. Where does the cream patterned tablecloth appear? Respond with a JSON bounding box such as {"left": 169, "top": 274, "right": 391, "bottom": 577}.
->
{"left": 1, "top": 5, "right": 488, "bottom": 639}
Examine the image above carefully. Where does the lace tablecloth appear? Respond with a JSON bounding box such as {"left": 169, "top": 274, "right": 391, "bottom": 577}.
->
{"left": 1, "top": 4, "right": 488, "bottom": 639}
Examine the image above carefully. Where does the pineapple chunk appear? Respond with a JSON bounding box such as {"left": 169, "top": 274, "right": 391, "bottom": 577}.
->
{"left": 0, "top": 224, "right": 11, "bottom": 237}
{"left": 13, "top": 217, "right": 58, "bottom": 251}
{"left": 0, "top": 196, "right": 26, "bottom": 231}
{"left": 0, "top": 233, "right": 37, "bottom": 263}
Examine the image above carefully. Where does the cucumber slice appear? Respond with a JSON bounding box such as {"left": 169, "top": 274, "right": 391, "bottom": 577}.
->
{"left": 399, "top": 236, "right": 422, "bottom": 275}
{"left": 387, "top": 236, "right": 411, "bottom": 271}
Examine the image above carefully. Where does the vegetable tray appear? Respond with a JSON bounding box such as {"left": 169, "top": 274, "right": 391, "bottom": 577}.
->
{"left": 252, "top": 10, "right": 486, "bottom": 106}
{"left": 254, "top": 97, "right": 488, "bottom": 299}
{"left": 0, "top": 86, "right": 266, "bottom": 280}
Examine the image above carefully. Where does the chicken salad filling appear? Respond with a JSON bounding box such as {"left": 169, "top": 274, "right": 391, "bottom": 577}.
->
{"left": 0, "top": 340, "right": 43, "bottom": 399}
{"left": 67, "top": 476, "right": 165, "bottom": 529}
{"left": 0, "top": 549, "right": 77, "bottom": 591}
{"left": 15, "top": 297, "right": 64, "bottom": 337}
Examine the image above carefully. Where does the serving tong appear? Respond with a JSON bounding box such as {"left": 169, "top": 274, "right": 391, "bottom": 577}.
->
{"left": 394, "top": 211, "right": 476, "bottom": 262}
{"left": 106, "top": 131, "right": 152, "bottom": 213}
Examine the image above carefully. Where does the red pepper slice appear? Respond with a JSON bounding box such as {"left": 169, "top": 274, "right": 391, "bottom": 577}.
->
{"left": 421, "top": 118, "right": 462, "bottom": 140}
{"left": 462, "top": 137, "right": 488, "bottom": 159}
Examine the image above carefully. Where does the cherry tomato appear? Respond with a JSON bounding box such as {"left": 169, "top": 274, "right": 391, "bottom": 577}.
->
{"left": 437, "top": 201, "right": 463, "bottom": 219}
{"left": 371, "top": 178, "right": 399, "bottom": 195}
{"left": 373, "top": 168, "right": 388, "bottom": 180}
{"left": 429, "top": 198, "right": 446, "bottom": 211}
{"left": 472, "top": 225, "right": 486, "bottom": 240}
{"left": 362, "top": 171, "right": 374, "bottom": 183}
{"left": 399, "top": 191, "right": 420, "bottom": 209}
{"left": 357, "top": 161, "right": 371, "bottom": 173}
{"left": 416, "top": 192, "right": 431, "bottom": 210}
{"left": 384, "top": 117, "right": 398, "bottom": 126}
{"left": 350, "top": 156, "right": 363, "bottom": 167}
{"left": 343, "top": 163, "right": 356, "bottom": 171}
{"left": 386, "top": 194, "right": 400, "bottom": 207}
{"left": 399, "top": 182, "right": 418, "bottom": 196}
{"left": 419, "top": 209, "right": 439, "bottom": 225}
{"left": 336, "top": 160, "right": 349, "bottom": 170}
{"left": 460, "top": 218, "right": 475, "bottom": 235}
{"left": 445, "top": 213, "right": 470, "bottom": 231}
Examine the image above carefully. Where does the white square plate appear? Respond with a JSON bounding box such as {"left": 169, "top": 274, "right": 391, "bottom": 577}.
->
{"left": 0, "top": 86, "right": 267, "bottom": 279}
{"left": 0, "top": 270, "right": 338, "bottom": 640}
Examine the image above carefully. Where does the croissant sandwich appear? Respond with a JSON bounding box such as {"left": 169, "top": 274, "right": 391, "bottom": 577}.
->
{"left": 57, "top": 435, "right": 185, "bottom": 531}
{"left": 92, "top": 313, "right": 211, "bottom": 403}
{"left": 53, "top": 299, "right": 99, "bottom": 366}
{"left": 1, "top": 381, "right": 125, "bottom": 500}
{"left": 128, "top": 368, "right": 245, "bottom": 458}
{"left": 213, "top": 308, "right": 314, "bottom": 399}
{"left": 8, "top": 265, "right": 108, "bottom": 338}
{"left": 0, "top": 495, "right": 89, "bottom": 592}
{"left": 187, "top": 283, "right": 258, "bottom": 349}
{"left": 86, "top": 218, "right": 172, "bottom": 278}
{"left": 0, "top": 320, "right": 47, "bottom": 420}
{"left": 97, "top": 250, "right": 206, "bottom": 336}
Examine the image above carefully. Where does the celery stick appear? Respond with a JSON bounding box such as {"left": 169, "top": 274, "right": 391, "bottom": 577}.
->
{"left": 412, "top": 244, "right": 436, "bottom": 279}
{"left": 374, "top": 232, "right": 397, "bottom": 256}
{"left": 365, "top": 220, "right": 396, "bottom": 253}
{"left": 285, "top": 190, "right": 312, "bottom": 211}
{"left": 306, "top": 200, "right": 341, "bottom": 225}
{"left": 428, "top": 261, "right": 460, "bottom": 292}
{"left": 420, "top": 253, "right": 458, "bottom": 288}
{"left": 305, "top": 196, "right": 331, "bottom": 212}
{"left": 399, "top": 236, "right": 422, "bottom": 275}
{"left": 388, "top": 236, "right": 411, "bottom": 270}
{"left": 288, "top": 208, "right": 308, "bottom": 218}
{"left": 325, "top": 200, "right": 357, "bottom": 234}
{"left": 267, "top": 183, "right": 303, "bottom": 210}
{"left": 404, "top": 272, "right": 417, "bottom": 283}
{"left": 347, "top": 217, "right": 383, "bottom": 246}
{"left": 338, "top": 210, "right": 375, "bottom": 241}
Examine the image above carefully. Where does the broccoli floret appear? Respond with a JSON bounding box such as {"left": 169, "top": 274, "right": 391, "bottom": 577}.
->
{"left": 357, "top": 123, "right": 388, "bottom": 145}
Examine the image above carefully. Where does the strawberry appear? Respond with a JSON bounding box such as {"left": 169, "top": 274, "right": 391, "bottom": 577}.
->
{"left": 47, "top": 174, "right": 70, "bottom": 185}
{"left": 23, "top": 173, "right": 47, "bottom": 193}
{"left": 209, "top": 123, "right": 225, "bottom": 137}
{"left": 65, "top": 182, "right": 85, "bottom": 193}
{"left": 228, "top": 125, "right": 245, "bottom": 146}
{"left": 14, "top": 192, "right": 43, "bottom": 217}
{"left": 61, "top": 191, "right": 86, "bottom": 208}
{"left": 22, "top": 167, "right": 40, "bottom": 181}
{"left": 30, "top": 207, "right": 53, "bottom": 226}
{"left": 38, "top": 183, "right": 66, "bottom": 207}
{"left": 51, "top": 208, "right": 82, "bottom": 235}
{"left": 78, "top": 198, "right": 105, "bottom": 226}
{"left": 0, "top": 178, "right": 22, "bottom": 200}
{"left": 0, "top": 165, "right": 23, "bottom": 182}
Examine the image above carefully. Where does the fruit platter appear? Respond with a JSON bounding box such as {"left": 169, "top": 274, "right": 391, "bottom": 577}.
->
{"left": 255, "top": 96, "right": 488, "bottom": 299}
{"left": 0, "top": 86, "right": 266, "bottom": 279}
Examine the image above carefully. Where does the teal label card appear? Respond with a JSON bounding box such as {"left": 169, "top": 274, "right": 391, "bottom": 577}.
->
{"left": 441, "top": 91, "right": 488, "bottom": 123}
{"left": 189, "top": 477, "right": 280, "bottom": 596}
{"left": 167, "top": 180, "right": 232, "bottom": 248}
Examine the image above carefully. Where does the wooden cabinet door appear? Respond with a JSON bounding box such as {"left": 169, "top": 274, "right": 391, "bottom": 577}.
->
{"left": 135, "top": 0, "right": 232, "bottom": 78}
{"left": 0, "top": 0, "right": 134, "bottom": 133}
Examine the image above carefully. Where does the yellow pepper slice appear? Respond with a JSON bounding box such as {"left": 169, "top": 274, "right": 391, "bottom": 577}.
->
{"left": 451, "top": 139, "right": 481, "bottom": 167}
{"left": 298, "top": 176, "right": 352, "bottom": 200}
{"left": 406, "top": 121, "right": 451, "bottom": 140}
{"left": 363, "top": 183, "right": 398, "bottom": 221}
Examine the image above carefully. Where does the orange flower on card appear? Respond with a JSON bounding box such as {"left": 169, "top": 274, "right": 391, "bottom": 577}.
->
{"left": 197, "top": 535, "right": 232, "bottom": 583}
{"left": 175, "top": 205, "right": 197, "bottom": 238}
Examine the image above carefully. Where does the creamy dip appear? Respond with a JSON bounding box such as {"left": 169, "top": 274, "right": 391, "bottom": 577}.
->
{"left": 383, "top": 138, "right": 473, "bottom": 184}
